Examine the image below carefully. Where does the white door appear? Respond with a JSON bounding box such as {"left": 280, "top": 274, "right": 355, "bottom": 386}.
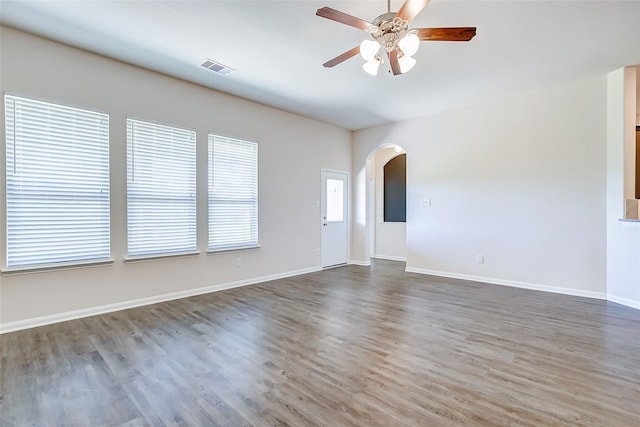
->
{"left": 321, "top": 170, "right": 348, "bottom": 268}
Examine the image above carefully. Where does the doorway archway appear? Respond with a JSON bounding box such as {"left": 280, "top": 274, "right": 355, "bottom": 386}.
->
{"left": 365, "top": 144, "right": 407, "bottom": 263}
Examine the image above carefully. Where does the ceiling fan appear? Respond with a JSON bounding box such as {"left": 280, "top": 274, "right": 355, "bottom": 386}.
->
{"left": 316, "top": 0, "right": 476, "bottom": 76}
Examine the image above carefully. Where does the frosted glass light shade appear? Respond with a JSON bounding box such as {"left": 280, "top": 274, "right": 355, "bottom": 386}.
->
{"left": 362, "top": 58, "right": 381, "bottom": 76}
{"left": 398, "top": 33, "right": 420, "bottom": 57}
{"left": 360, "top": 40, "right": 380, "bottom": 61}
{"left": 398, "top": 55, "right": 416, "bottom": 73}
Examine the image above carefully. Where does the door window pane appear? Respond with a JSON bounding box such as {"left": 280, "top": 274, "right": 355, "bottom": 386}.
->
{"left": 326, "top": 178, "right": 344, "bottom": 222}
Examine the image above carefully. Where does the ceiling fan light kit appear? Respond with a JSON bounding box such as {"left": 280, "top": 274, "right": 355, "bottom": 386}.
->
{"left": 360, "top": 40, "right": 380, "bottom": 61}
{"left": 398, "top": 54, "right": 416, "bottom": 73}
{"left": 316, "top": 0, "right": 476, "bottom": 76}
{"left": 362, "top": 57, "right": 381, "bottom": 76}
{"left": 398, "top": 33, "right": 420, "bottom": 57}
{"left": 358, "top": 15, "right": 419, "bottom": 76}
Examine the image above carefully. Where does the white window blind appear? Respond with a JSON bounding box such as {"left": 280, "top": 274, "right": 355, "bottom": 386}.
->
{"left": 4, "top": 94, "right": 110, "bottom": 268}
{"left": 208, "top": 135, "right": 258, "bottom": 251}
{"left": 126, "top": 119, "right": 196, "bottom": 257}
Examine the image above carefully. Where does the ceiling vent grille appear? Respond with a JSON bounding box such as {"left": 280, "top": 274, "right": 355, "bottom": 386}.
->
{"left": 200, "top": 59, "right": 235, "bottom": 76}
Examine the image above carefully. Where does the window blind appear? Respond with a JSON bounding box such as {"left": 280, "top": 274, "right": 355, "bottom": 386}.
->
{"left": 126, "top": 119, "right": 196, "bottom": 257}
{"left": 4, "top": 95, "right": 110, "bottom": 268}
{"left": 208, "top": 135, "right": 258, "bottom": 251}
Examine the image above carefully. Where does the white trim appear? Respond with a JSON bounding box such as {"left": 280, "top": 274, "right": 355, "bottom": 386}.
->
{"left": 0, "top": 266, "right": 321, "bottom": 334}
{"left": 405, "top": 267, "right": 607, "bottom": 300}
{"left": 126, "top": 115, "right": 196, "bottom": 134}
{"left": 348, "top": 259, "right": 371, "bottom": 266}
{"left": 124, "top": 252, "right": 200, "bottom": 263}
{"left": 207, "top": 244, "right": 261, "bottom": 254}
{"left": 372, "top": 255, "right": 407, "bottom": 262}
{"left": 322, "top": 263, "right": 347, "bottom": 270}
{"left": 4, "top": 91, "right": 110, "bottom": 115}
{"left": 320, "top": 167, "right": 350, "bottom": 175}
{"left": 1, "top": 259, "right": 114, "bottom": 275}
{"left": 607, "top": 293, "right": 640, "bottom": 310}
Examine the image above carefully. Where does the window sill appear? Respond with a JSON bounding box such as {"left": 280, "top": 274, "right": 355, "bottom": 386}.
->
{"left": 124, "top": 251, "right": 201, "bottom": 263}
{"left": 619, "top": 218, "right": 640, "bottom": 227}
{"left": 1, "top": 259, "right": 115, "bottom": 276}
{"left": 207, "top": 244, "right": 261, "bottom": 254}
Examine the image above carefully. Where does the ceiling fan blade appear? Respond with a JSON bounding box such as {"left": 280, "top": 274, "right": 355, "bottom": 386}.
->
{"left": 323, "top": 46, "right": 361, "bottom": 68}
{"left": 388, "top": 50, "right": 402, "bottom": 75}
{"left": 396, "top": 0, "right": 431, "bottom": 22}
{"left": 417, "top": 27, "right": 477, "bottom": 41}
{"left": 316, "top": 7, "right": 371, "bottom": 31}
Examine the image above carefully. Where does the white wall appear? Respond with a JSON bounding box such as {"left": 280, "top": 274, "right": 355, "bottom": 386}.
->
{"left": 0, "top": 27, "right": 351, "bottom": 329}
{"left": 353, "top": 76, "right": 607, "bottom": 297}
{"left": 637, "top": 66, "right": 640, "bottom": 125}
{"left": 623, "top": 68, "right": 638, "bottom": 200}
{"left": 372, "top": 147, "right": 406, "bottom": 260}
{"left": 606, "top": 67, "right": 640, "bottom": 309}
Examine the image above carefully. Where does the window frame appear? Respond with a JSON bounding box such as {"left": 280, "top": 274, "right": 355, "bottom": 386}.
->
{"left": 125, "top": 117, "right": 198, "bottom": 259}
{"left": 3, "top": 93, "right": 112, "bottom": 272}
{"left": 207, "top": 134, "right": 259, "bottom": 253}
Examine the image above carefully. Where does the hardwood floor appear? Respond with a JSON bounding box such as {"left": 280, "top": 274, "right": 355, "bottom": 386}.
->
{"left": 1, "top": 260, "right": 639, "bottom": 426}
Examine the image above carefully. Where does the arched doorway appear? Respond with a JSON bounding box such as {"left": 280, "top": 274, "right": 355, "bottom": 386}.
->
{"left": 366, "top": 145, "right": 407, "bottom": 262}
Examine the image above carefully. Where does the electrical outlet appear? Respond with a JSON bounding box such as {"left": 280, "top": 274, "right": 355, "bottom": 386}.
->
{"left": 316, "top": 248, "right": 321, "bottom": 256}
{"left": 476, "top": 255, "right": 484, "bottom": 264}
{"left": 420, "top": 198, "right": 431, "bottom": 206}
{"left": 235, "top": 257, "right": 242, "bottom": 268}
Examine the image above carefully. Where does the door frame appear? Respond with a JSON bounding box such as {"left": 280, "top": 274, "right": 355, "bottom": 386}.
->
{"left": 320, "top": 168, "right": 349, "bottom": 268}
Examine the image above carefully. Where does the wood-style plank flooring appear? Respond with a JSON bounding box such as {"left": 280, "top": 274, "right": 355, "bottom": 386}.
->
{"left": 1, "top": 260, "right": 639, "bottom": 426}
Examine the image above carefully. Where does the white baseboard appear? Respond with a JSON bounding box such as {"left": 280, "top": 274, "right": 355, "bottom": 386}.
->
{"left": 405, "top": 267, "right": 607, "bottom": 300}
{"left": 606, "top": 293, "right": 640, "bottom": 310}
{"left": 372, "top": 255, "right": 407, "bottom": 262}
{"left": 0, "top": 266, "right": 321, "bottom": 334}
{"left": 5, "top": 264, "right": 634, "bottom": 334}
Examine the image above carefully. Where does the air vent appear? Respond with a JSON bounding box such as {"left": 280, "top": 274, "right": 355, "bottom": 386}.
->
{"left": 200, "top": 59, "right": 235, "bottom": 76}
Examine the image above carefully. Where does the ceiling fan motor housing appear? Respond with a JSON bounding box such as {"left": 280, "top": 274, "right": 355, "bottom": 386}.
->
{"left": 369, "top": 12, "right": 412, "bottom": 53}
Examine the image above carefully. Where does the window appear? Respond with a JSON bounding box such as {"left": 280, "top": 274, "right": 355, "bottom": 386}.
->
{"left": 383, "top": 153, "right": 406, "bottom": 222}
{"left": 326, "top": 178, "right": 344, "bottom": 222}
{"left": 4, "top": 94, "right": 110, "bottom": 268}
{"left": 208, "top": 135, "right": 258, "bottom": 251}
{"left": 127, "top": 119, "right": 196, "bottom": 257}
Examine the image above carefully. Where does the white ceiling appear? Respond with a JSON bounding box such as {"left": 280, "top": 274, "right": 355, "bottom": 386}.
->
{"left": 1, "top": 1, "right": 639, "bottom": 130}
